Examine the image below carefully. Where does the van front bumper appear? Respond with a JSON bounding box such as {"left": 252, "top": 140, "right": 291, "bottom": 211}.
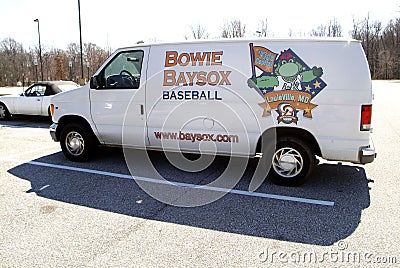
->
{"left": 50, "top": 123, "right": 59, "bottom": 142}
{"left": 359, "top": 137, "right": 376, "bottom": 164}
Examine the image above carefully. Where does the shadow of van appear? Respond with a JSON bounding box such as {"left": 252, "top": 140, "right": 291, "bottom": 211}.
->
{"left": 7, "top": 148, "right": 371, "bottom": 246}
{"left": 0, "top": 115, "right": 52, "bottom": 129}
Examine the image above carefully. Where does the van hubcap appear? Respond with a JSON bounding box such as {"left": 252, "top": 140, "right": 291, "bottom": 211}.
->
{"left": 65, "top": 131, "right": 84, "bottom": 156}
{"left": 272, "top": 147, "right": 303, "bottom": 178}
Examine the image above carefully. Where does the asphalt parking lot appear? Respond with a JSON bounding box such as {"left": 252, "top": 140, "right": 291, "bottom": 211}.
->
{"left": 0, "top": 81, "right": 399, "bottom": 267}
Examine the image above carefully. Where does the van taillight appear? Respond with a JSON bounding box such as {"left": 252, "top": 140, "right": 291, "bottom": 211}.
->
{"left": 361, "top": 104, "right": 372, "bottom": 131}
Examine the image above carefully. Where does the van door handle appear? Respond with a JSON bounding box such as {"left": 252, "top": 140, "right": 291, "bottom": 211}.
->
{"left": 140, "top": 104, "right": 144, "bottom": 115}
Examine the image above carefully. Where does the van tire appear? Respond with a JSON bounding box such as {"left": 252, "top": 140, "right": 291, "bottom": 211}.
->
{"left": 268, "top": 137, "right": 315, "bottom": 186}
{"left": 60, "top": 123, "right": 96, "bottom": 162}
{"left": 0, "top": 103, "right": 10, "bottom": 120}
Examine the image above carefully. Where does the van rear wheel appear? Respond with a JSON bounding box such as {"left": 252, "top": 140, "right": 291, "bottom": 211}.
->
{"left": 269, "top": 137, "right": 315, "bottom": 186}
{"left": 60, "top": 123, "right": 96, "bottom": 162}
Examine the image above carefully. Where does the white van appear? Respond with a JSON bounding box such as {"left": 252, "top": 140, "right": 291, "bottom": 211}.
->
{"left": 49, "top": 38, "right": 376, "bottom": 186}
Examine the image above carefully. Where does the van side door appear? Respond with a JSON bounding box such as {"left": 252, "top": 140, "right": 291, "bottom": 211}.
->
{"left": 145, "top": 44, "right": 262, "bottom": 156}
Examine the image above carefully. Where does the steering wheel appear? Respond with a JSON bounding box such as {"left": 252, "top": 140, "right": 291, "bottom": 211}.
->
{"left": 120, "top": 70, "right": 134, "bottom": 80}
{"left": 120, "top": 70, "right": 138, "bottom": 87}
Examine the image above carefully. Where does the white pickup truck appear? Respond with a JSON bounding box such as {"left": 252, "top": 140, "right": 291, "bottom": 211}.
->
{"left": 49, "top": 38, "right": 376, "bottom": 186}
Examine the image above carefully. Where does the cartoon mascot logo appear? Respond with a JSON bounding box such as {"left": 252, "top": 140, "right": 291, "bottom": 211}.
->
{"left": 247, "top": 43, "right": 327, "bottom": 124}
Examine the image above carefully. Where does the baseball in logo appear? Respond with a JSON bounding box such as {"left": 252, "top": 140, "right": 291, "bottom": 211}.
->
{"left": 277, "top": 103, "right": 298, "bottom": 124}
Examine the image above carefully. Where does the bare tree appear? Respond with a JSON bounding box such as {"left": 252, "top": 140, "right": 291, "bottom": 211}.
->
{"left": 352, "top": 15, "right": 382, "bottom": 78}
{"left": 327, "top": 18, "right": 342, "bottom": 37}
{"left": 186, "top": 24, "right": 209, "bottom": 40}
{"left": 257, "top": 19, "right": 269, "bottom": 37}
{"left": 0, "top": 39, "right": 110, "bottom": 86}
{"left": 377, "top": 18, "right": 400, "bottom": 79}
{"left": 310, "top": 25, "right": 327, "bottom": 37}
{"left": 54, "top": 49, "right": 67, "bottom": 80}
{"left": 66, "top": 43, "right": 80, "bottom": 81}
{"left": 221, "top": 19, "right": 246, "bottom": 38}
{"left": 0, "top": 38, "right": 26, "bottom": 86}
{"left": 2, "top": 14, "right": 400, "bottom": 86}
{"left": 310, "top": 18, "right": 342, "bottom": 37}
{"left": 84, "top": 43, "right": 109, "bottom": 80}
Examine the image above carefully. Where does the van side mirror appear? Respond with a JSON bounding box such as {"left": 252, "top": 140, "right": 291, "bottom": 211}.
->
{"left": 90, "top": 75, "right": 101, "bottom": 89}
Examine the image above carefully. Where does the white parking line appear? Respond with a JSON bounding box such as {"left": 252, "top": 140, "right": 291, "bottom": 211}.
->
{"left": 0, "top": 157, "right": 334, "bottom": 206}
{"left": 23, "top": 160, "right": 335, "bottom": 207}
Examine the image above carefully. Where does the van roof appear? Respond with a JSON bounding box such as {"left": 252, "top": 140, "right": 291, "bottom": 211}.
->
{"left": 119, "top": 37, "right": 360, "bottom": 50}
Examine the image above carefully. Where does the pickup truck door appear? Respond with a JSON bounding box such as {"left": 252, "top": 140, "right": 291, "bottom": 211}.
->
{"left": 89, "top": 47, "right": 149, "bottom": 146}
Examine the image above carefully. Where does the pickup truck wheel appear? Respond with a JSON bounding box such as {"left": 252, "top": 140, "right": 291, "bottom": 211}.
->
{"left": 269, "top": 137, "right": 315, "bottom": 186}
{"left": 60, "top": 124, "right": 96, "bottom": 162}
{"left": 0, "top": 103, "right": 10, "bottom": 120}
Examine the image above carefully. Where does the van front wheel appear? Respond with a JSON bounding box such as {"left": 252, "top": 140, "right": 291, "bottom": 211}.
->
{"left": 60, "top": 123, "right": 96, "bottom": 162}
{"left": 269, "top": 137, "right": 315, "bottom": 186}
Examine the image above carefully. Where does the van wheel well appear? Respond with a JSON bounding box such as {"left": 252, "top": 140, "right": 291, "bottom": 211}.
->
{"left": 57, "top": 115, "right": 99, "bottom": 144}
{"left": 256, "top": 127, "right": 321, "bottom": 157}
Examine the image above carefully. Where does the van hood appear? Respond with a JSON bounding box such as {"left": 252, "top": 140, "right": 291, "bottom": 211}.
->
{"left": 51, "top": 84, "right": 89, "bottom": 103}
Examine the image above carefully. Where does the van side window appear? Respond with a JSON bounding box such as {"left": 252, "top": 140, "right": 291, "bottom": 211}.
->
{"left": 102, "top": 50, "right": 144, "bottom": 89}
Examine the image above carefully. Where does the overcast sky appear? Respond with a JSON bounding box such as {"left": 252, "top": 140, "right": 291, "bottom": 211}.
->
{"left": 0, "top": 0, "right": 399, "bottom": 50}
